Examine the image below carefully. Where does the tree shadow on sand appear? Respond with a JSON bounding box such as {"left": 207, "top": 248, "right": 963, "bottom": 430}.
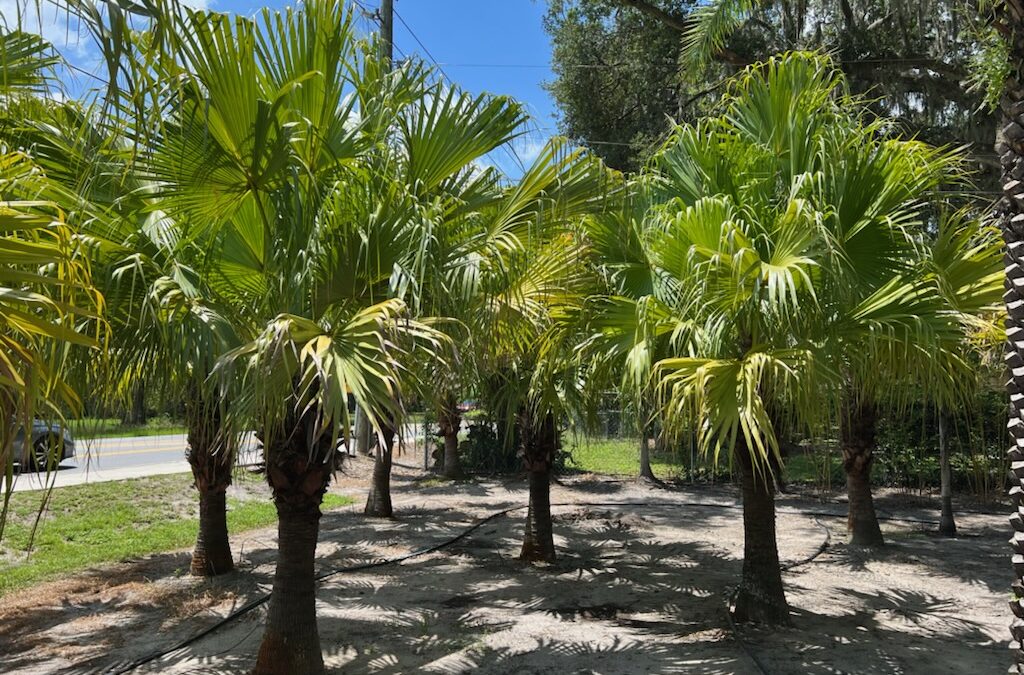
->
{"left": 0, "top": 490, "right": 1010, "bottom": 674}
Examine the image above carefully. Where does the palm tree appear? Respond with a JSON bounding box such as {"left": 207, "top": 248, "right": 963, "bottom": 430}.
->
{"left": 0, "top": 30, "right": 103, "bottom": 524}
{"left": 359, "top": 76, "right": 528, "bottom": 510}
{"left": 577, "top": 182, "right": 684, "bottom": 482}
{"left": 0, "top": 77, "right": 248, "bottom": 575}
{"left": 466, "top": 139, "right": 610, "bottom": 561}
{"left": 924, "top": 212, "right": 1004, "bottom": 537}
{"left": 968, "top": 0, "right": 1024, "bottom": 656}
{"left": 582, "top": 52, "right": 970, "bottom": 623}
{"left": 87, "top": 3, "right": 441, "bottom": 670}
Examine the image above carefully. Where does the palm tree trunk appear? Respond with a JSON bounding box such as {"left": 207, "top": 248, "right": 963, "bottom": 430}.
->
{"left": 731, "top": 443, "right": 790, "bottom": 625}
{"left": 639, "top": 430, "right": 657, "bottom": 481}
{"left": 840, "top": 396, "right": 884, "bottom": 547}
{"left": 253, "top": 406, "right": 335, "bottom": 674}
{"left": 938, "top": 411, "right": 957, "bottom": 537}
{"left": 992, "top": 5, "right": 1024, "bottom": 662}
{"left": 254, "top": 490, "right": 326, "bottom": 675}
{"left": 185, "top": 398, "right": 234, "bottom": 577}
{"left": 519, "top": 409, "right": 557, "bottom": 562}
{"left": 354, "top": 404, "right": 373, "bottom": 455}
{"left": 438, "top": 398, "right": 462, "bottom": 479}
{"left": 191, "top": 483, "right": 233, "bottom": 575}
{"left": 364, "top": 422, "right": 395, "bottom": 517}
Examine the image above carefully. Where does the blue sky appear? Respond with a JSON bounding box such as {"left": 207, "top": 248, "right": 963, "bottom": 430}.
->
{"left": 11, "top": 0, "right": 559, "bottom": 177}
{"left": 363, "top": 0, "right": 559, "bottom": 176}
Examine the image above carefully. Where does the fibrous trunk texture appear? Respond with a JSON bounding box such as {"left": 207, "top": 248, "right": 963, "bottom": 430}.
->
{"left": 840, "top": 396, "right": 884, "bottom": 547}
{"left": 994, "top": 3, "right": 1024, "bottom": 663}
{"left": 254, "top": 443, "right": 333, "bottom": 675}
{"left": 185, "top": 396, "right": 234, "bottom": 577}
{"left": 938, "top": 411, "right": 957, "bottom": 537}
{"left": 519, "top": 409, "right": 557, "bottom": 562}
{"left": 438, "top": 397, "right": 462, "bottom": 479}
{"left": 191, "top": 487, "right": 232, "bottom": 576}
{"left": 364, "top": 422, "right": 395, "bottom": 517}
{"left": 732, "top": 444, "right": 790, "bottom": 625}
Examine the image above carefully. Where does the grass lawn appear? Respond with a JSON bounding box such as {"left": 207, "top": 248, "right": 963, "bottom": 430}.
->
{"left": 67, "top": 416, "right": 188, "bottom": 439}
{"left": 0, "top": 472, "right": 353, "bottom": 595}
{"left": 566, "top": 436, "right": 840, "bottom": 484}
{"left": 566, "top": 437, "right": 691, "bottom": 479}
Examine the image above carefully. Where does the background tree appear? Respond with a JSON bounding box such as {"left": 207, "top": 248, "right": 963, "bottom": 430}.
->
{"left": 544, "top": 0, "right": 700, "bottom": 171}
{"left": 545, "top": 0, "right": 997, "bottom": 181}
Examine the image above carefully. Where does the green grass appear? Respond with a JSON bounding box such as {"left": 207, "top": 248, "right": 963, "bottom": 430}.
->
{"left": 67, "top": 416, "right": 188, "bottom": 439}
{"left": 784, "top": 449, "right": 844, "bottom": 484}
{"left": 0, "top": 473, "right": 354, "bottom": 595}
{"left": 566, "top": 436, "right": 837, "bottom": 483}
{"left": 566, "top": 437, "right": 689, "bottom": 479}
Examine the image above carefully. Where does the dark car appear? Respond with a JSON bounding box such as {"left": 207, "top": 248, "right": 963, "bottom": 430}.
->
{"left": 12, "top": 420, "right": 76, "bottom": 471}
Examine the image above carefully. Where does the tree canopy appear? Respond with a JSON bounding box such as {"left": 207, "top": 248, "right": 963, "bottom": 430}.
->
{"left": 545, "top": 0, "right": 998, "bottom": 182}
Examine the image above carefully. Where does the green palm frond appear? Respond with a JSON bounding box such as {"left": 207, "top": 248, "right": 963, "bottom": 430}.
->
{"left": 400, "top": 85, "right": 526, "bottom": 193}
{"left": 681, "top": 0, "right": 762, "bottom": 73}
{"left": 656, "top": 346, "right": 831, "bottom": 473}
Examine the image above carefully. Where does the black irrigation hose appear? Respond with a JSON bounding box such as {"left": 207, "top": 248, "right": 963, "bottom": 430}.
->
{"left": 101, "top": 499, "right": 883, "bottom": 674}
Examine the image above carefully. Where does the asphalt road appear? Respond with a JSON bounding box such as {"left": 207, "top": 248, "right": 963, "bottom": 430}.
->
{"left": 10, "top": 425, "right": 428, "bottom": 493}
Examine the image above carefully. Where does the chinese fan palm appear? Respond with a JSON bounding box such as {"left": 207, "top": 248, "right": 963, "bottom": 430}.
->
{"left": 583, "top": 52, "right": 978, "bottom": 623}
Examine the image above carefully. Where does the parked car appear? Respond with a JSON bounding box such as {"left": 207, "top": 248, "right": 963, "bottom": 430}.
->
{"left": 12, "top": 421, "right": 76, "bottom": 471}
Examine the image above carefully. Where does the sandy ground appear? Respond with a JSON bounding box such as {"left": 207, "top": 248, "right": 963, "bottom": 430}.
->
{"left": 0, "top": 456, "right": 1010, "bottom": 675}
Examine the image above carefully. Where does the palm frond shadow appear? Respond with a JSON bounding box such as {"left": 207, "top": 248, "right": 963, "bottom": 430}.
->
{"left": 2, "top": 496, "right": 1009, "bottom": 675}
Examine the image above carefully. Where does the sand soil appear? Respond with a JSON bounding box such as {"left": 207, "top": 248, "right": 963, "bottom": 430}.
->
{"left": 0, "top": 457, "right": 1010, "bottom": 674}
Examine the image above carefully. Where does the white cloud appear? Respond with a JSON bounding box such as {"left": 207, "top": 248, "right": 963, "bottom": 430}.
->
{"left": 0, "top": 0, "right": 93, "bottom": 59}
{"left": 512, "top": 136, "right": 547, "bottom": 166}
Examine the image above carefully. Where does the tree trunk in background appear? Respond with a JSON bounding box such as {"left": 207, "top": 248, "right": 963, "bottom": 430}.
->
{"left": 519, "top": 410, "right": 557, "bottom": 562}
{"left": 992, "top": 3, "right": 1024, "bottom": 664}
{"left": 639, "top": 430, "right": 656, "bottom": 481}
{"left": 438, "top": 397, "right": 462, "bottom": 479}
{"left": 254, "top": 446, "right": 332, "bottom": 675}
{"left": 732, "top": 443, "right": 790, "bottom": 625}
{"left": 938, "top": 411, "right": 957, "bottom": 537}
{"left": 840, "top": 396, "right": 884, "bottom": 547}
{"left": 364, "top": 422, "right": 395, "bottom": 517}
{"left": 354, "top": 404, "right": 373, "bottom": 455}
{"left": 185, "top": 397, "right": 234, "bottom": 577}
{"left": 122, "top": 382, "right": 146, "bottom": 425}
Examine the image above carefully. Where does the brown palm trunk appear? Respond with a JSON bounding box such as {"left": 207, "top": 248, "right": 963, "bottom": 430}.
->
{"left": 519, "top": 410, "right": 557, "bottom": 562}
{"left": 938, "top": 411, "right": 957, "bottom": 537}
{"left": 185, "top": 398, "right": 234, "bottom": 577}
{"left": 254, "top": 497, "right": 325, "bottom": 675}
{"left": 993, "top": 3, "right": 1024, "bottom": 662}
{"left": 438, "top": 399, "right": 462, "bottom": 479}
{"left": 364, "top": 422, "right": 395, "bottom": 517}
{"left": 254, "top": 449, "right": 332, "bottom": 675}
{"left": 841, "top": 396, "right": 884, "bottom": 547}
{"left": 191, "top": 484, "right": 233, "bottom": 575}
{"left": 732, "top": 443, "right": 790, "bottom": 625}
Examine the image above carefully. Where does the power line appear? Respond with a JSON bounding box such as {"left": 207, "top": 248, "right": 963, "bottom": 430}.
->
{"left": 402, "top": 57, "right": 969, "bottom": 71}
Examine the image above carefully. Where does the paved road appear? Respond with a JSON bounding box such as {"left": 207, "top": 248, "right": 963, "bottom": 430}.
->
{"left": 10, "top": 425, "right": 428, "bottom": 493}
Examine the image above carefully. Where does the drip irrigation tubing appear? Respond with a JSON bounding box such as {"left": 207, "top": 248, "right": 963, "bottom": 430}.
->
{"left": 103, "top": 499, "right": 904, "bottom": 674}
